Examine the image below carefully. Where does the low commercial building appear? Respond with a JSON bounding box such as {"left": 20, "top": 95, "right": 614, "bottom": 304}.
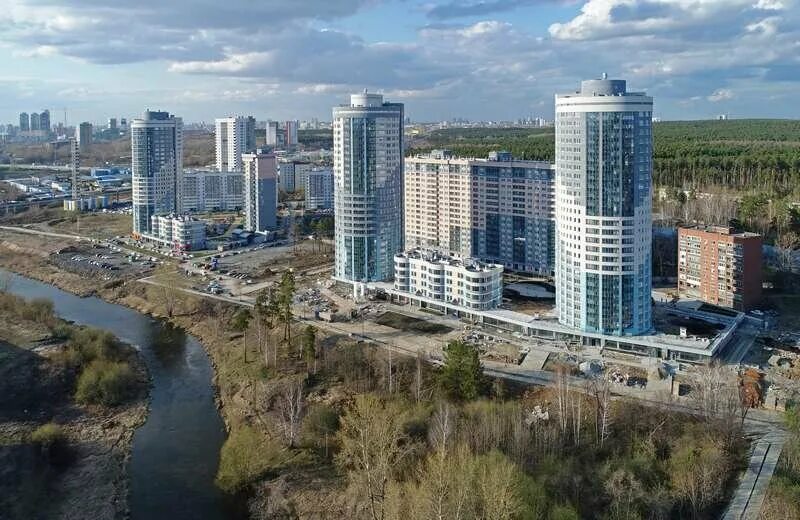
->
{"left": 305, "top": 168, "right": 333, "bottom": 210}
{"left": 678, "top": 226, "right": 762, "bottom": 311}
{"left": 393, "top": 249, "right": 503, "bottom": 311}
{"left": 405, "top": 150, "right": 555, "bottom": 275}
{"left": 182, "top": 170, "right": 244, "bottom": 212}
{"left": 146, "top": 214, "right": 206, "bottom": 251}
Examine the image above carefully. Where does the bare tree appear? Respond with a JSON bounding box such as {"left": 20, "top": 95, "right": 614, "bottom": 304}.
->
{"left": 428, "top": 401, "right": 457, "bottom": 455}
{"left": 336, "top": 395, "right": 411, "bottom": 520}
{"left": 275, "top": 377, "right": 305, "bottom": 448}
{"left": 587, "top": 375, "right": 613, "bottom": 448}
{"left": 689, "top": 364, "right": 747, "bottom": 445}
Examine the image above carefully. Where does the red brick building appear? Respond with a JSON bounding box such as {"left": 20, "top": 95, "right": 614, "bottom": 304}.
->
{"left": 677, "top": 226, "right": 762, "bottom": 311}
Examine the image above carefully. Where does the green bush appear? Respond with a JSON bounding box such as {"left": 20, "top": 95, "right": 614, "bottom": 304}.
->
{"left": 75, "top": 359, "right": 137, "bottom": 406}
{"left": 68, "top": 328, "right": 120, "bottom": 364}
{"left": 301, "top": 403, "right": 340, "bottom": 453}
{"left": 29, "top": 422, "right": 64, "bottom": 447}
{"left": 216, "top": 425, "right": 287, "bottom": 493}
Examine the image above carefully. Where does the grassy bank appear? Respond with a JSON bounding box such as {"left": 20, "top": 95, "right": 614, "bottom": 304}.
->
{"left": 0, "top": 290, "right": 148, "bottom": 520}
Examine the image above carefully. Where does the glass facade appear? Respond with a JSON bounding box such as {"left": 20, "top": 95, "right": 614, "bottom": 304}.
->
{"left": 333, "top": 95, "right": 404, "bottom": 282}
{"left": 131, "top": 111, "right": 182, "bottom": 235}
{"left": 555, "top": 79, "right": 653, "bottom": 335}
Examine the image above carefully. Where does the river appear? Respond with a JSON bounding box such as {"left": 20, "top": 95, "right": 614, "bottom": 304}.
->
{"left": 2, "top": 271, "right": 241, "bottom": 519}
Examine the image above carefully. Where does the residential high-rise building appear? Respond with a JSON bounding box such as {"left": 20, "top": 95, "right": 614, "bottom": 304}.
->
{"left": 278, "top": 160, "right": 312, "bottom": 193}
{"left": 285, "top": 120, "right": 298, "bottom": 147}
{"left": 77, "top": 122, "right": 93, "bottom": 151}
{"left": 108, "top": 118, "right": 118, "bottom": 131}
{"left": 555, "top": 75, "right": 653, "bottom": 335}
{"left": 678, "top": 226, "right": 762, "bottom": 311}
{"left": 120, "top": 118, "right": 128, "bottom": 131}
{"left": 30, "top": 112, "right": 40, "bottom": 131}
{"left": 405, "top": 150, "right": 555, "bottom": 274}
{"left": 243, "top": 152, "right": 277, "bottom": 232}
{"left": 182, "top": 170, "right": 244, "bottom": 212}
{"left": 333, "top": 92, "right": 404, "bottom": 282}
{"left": 19, "top": 113, "right": 29, "bottom": 132}
{"left": 215, "top": 116, "right": 255, "bottom": 172}
{"left": 305, "top": 168, "right": 334, "bottom": 210}
{"left": 131, "top": 110, "right": 183, "bottom": 235}
{"left": 245, "top": 116, "right": 257, "bottom": 153}
{"left": 39, "top": 110, "right": 50, "bottom": 132}
{"left": 266, "top": 121, "right": 281, "bottom": 147}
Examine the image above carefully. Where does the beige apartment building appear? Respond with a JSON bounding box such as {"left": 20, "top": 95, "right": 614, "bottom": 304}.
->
{"left": 405, "top": 150, "right": 555, "bottom": 274}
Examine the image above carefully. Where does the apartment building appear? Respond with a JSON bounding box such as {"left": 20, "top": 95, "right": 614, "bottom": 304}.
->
{"left": 243, "top": 152, "right": 278, "bottom": 232}
{"left": 678, "top": 226, "right": 762, "bottom": 310}
{"left": 147, "top": 214, "right": 206, "bottom": 251}
{"left": 393, "top": 249, "right": 503, "bottom": 311}
{"left": 182, "top": 170, "right": 244, "bottom": 212}
{"left": 333, "top": 92, "right": 404, "bottom": 282}
{"left": 278, "top": 160, "right": 313, "bottom": 193}
{"left": 131, "top": 110, "right": 183, "bottom": 235}
{"left": 555, "top": 76, "right": 653, "bottom": 336}
{"left": 305, "top": 168, "right": 334, "bottom": 210}
{"left": 215, "top": 116, "right": 256, "bottom": 172}
{"left": 404, "top": 150, "right": 555, "bottom": 275}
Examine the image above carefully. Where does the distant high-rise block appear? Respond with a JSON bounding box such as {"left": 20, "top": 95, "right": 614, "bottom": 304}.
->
{"left": 333, "top": 92, "right": 404, "bottom": 282}
{"left": 131, "top": 110, "right": 183, "bottom": 235}
{"left": 77, "top": 122, "right": 93, "bottom": 151}
{"left": 285, "top": 120, "right": 298, "bottom": 147}
{"left": 19, "top": 112, "right": 29, "bottom": 132}
{"left": 678, "top": 226, "right": 762, "bottom": 311}
{"left": 243, "top": 152, "right": 277, "bottom": 232}
{"left": 215, "top": 116, "right": 255, "bottom": 172}
{"left": 266, "top": 121, "right": 281, "bottom": 147}
{"left": 108, "top": 118, "right": 117, "bottom": 131}
{"left": 305, "top": 168, "right": 334, "bottom": 210}
{"left": 39, "top": 110, "right": 50, "bottom": 132}
{"left": 30, "top": 112, "right": 40, "bottom": 131}
{"left": 555, "top": 76, "right": 653, "bottom": 335}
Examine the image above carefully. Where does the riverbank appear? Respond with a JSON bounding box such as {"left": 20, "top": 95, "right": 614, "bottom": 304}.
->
{"left": 0, "top": 291, "right": 148, "bottom": 519}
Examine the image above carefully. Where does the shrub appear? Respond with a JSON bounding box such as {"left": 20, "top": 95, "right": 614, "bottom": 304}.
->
{"left": 216, "top": 425, "right": 287, "bottom": 493}
{"left": 301, "top": 403, "right": 340, "bottom": 453}
{"left": 75, "top": 359, "right": 137, "bottom": 406}
{"left": 30, "top": 422, "right": 65, "bottom": 447}
{"left": 68, "top": 328, "right": 120, "bottom": 364}
{"left": 30, "top": 422, "right": 70, "bottom": 465}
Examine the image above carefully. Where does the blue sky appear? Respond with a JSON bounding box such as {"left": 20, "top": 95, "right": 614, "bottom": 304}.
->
{"left": 0, "top": 0, "right": 798, "bottom": 125}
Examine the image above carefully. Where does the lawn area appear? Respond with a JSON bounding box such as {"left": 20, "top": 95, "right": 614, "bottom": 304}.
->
{"left": 374, "top": 310, "right": 452, "bottom": 334}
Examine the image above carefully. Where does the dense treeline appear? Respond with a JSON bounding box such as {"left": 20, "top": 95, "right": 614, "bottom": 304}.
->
{"left": 409, "top": 119, "right": 800, "bottom": 195}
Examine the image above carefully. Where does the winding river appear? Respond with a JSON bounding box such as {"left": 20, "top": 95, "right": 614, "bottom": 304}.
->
{"left": 2, "top": 271, "right": 242, "bottom": 519}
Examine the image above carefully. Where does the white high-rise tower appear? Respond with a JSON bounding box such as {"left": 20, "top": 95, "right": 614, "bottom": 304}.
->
{"left": 555, "top": 76, "right": 653, "bottom": 335}
{"left": 131, "top": 110, "right": 183, "bottom": 235}
{"left": 215, "top": 116, "right": 255, "bottom": 172}
{"left": 333, "top": 92, "right": 404, "bottom": 282}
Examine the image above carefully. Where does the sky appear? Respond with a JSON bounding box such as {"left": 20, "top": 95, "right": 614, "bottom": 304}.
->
{"left": 0, "top": 0, "right": 798, "bottom": 125}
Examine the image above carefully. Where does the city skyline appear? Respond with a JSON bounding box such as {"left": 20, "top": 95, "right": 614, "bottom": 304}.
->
{"left": 1, "top": 0, "right": 798, "bottom": 124}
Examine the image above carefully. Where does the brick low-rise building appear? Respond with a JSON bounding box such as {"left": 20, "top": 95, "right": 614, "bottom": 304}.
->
{"left": 677, "top": 226, "right": 762, "bottom": 311}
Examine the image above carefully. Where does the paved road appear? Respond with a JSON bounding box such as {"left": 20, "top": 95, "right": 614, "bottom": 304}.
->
{"left": 0, "top": 225, "right": 85, "bottom": 241}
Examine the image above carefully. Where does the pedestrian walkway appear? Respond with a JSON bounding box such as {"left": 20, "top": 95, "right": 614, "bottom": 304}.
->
{"left": 723, "top": 431, "right": 786, "bottom": 520}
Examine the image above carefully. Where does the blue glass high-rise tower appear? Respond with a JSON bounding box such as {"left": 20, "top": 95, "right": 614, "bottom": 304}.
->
{"left": 333, "top": 92, "right": 404, "bottom": 282}
{"left": 555, "top": 76, "right": 653, "bottom": 335}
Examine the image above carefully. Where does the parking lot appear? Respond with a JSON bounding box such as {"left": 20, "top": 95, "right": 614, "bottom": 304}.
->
{"left": 52, "top": 242, "right": 156, "bottom": 281}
